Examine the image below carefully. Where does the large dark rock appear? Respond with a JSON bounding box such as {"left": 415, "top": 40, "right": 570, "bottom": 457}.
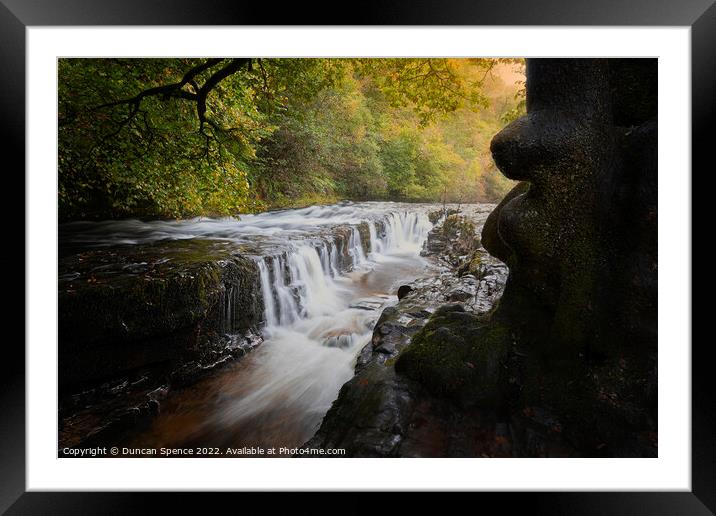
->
{"left": 480, "top": 58, "right": 657, "bottom": 455}
{"left": 485, "top": 58, "right": 657, "bottom": 358}
{"left": 58, "top": 238, "right": 266, "bottom": 450}
{"left": 394, "top": 304, "right": 508, "bottom": 406}
{"left": 397, "top": 285, "right": 413, "bottom": 300}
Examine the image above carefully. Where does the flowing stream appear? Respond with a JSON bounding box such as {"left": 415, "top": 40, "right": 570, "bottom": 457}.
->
{"left": 66, "top": 202, "right": 437, "bottom": 453}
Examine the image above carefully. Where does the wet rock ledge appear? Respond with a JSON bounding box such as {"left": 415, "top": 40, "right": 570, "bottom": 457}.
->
{"left": 58, "top": 238, "right": 263, "bottom": 449}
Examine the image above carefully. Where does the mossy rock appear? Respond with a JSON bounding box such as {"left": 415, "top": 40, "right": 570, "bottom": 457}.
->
{"left": 428, "top": 210, "right": 443, "bottom": 224}
{"left": 439, "top": 215, "right": 481, "bottom": 260}
{"left": 457, "top": 251, "right": 484, "bottom": 277}
{"left": 58, "top": 238, "right": 263, "bottom": 389}
{"left": 394, "top": 304, "right": 511, "bottom": 405}
{"left": 441, "top": 214, "right": 475, "bottom": 239}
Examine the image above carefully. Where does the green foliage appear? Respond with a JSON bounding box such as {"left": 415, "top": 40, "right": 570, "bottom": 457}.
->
{"left": 59, "top": 59, "right": 267, "bottom": 219}
{"left": 59, "top": 58, "right": 525, "bottom": 220}
{"left": 355, "top": 58, "right": 498, "bottom": 125}
{"left": 500, "top": 78, "right": 527, "bottom": 125}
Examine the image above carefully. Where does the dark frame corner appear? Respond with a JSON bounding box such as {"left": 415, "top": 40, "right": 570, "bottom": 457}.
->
{"left": 3, "top": 0, "right": 710, "bottom": 513}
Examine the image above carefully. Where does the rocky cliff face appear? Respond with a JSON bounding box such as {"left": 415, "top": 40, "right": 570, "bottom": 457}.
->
{"left": 482, "top": 59, "right": 657, "bottom": 455}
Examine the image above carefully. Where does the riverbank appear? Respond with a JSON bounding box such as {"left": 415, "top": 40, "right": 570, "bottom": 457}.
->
{"left": 303, "top": 209, "right": 515, "bottom": 456}
{"left": 59, "top": 202, "right": 488, "bottom": 452}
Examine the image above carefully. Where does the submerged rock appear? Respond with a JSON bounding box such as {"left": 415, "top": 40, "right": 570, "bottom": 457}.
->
{"left": 397, "top": 285, "right": 413, "bottom": 300}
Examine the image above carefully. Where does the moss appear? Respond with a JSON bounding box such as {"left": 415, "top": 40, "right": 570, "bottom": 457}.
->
{"left": 394, "top": 304, "right": 511, "bottom": 405}
{"left": 62, "top": 252, "right": 225, "bottom": 341}
{"left": 458, "top": 250, "right": 484, "bottom": 277}
{"left": 441, "top": 214, "right": 475, "bottom": 239}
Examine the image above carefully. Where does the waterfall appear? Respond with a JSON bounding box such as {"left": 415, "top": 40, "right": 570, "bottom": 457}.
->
{"left": 348, "top": 226, "right": 366, "bottom": 268}
{"left": 380, "top": 211, "right": 431, "bottom": 254}
{"left": 287, "top": 246, "right": 341, "bottom": 320}
{"left": 257, "top": 260, "right": 277, "bottom": 327}
{"left": 62, "top": 202, "right": 477, "bottom": 450}
{"left": 272, "top": 255, "right": 300, "bottom": 326}
{"left": 255, "top": 209, "right": 431, "bottom": 331}
{"left": 212, "top": 204, "right": 436, "bottom": 445}
{"left": 318, "top": 242, "right": 332, "bottom": 277}
{"left": 328, "top": 242, "right": 339, "bottom": 277}
{"left": 368, "top": 222, "right": 384, "bottom": 257}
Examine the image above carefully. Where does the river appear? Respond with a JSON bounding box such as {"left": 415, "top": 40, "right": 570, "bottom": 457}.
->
{"left": 61, "top": 202, "right": 443, "bottom": 453}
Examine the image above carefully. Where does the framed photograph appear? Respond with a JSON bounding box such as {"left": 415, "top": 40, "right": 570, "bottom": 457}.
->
{"left": 5, "top": 0, "right": 708, "bottom": 511}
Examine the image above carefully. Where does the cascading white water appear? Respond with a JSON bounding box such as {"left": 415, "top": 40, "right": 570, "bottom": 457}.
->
{"left": 368, "top": 222, "right": 383, "bottom": 257}
{"left": 318, "top": 242, "right": 332, "bottom": 277}
{"left": 254, "top": 210, "right": 430, "bottom": 332}
{"left": 212, "top": 209, "right": 433, "bottom": 443}
{"left": 348, "top": 227, "right": 367, "bottom": 267}
{"left": 328, "top": 243, "right": 339, "bottom": 277}
{"left": 381, "top": 211, "right": 430, "bottom": 254}
{"left": 272, "top": 255, "right": 301, "bottom": 327}
{"left": 257, "top": 260, "right": 277, "bottom": 327}
{"left": 287, "top": 245, "right": 342, "bottom": 320}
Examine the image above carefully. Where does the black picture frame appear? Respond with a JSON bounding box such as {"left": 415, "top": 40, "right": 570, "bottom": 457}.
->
{"left": 3, "top": 0, "right": 709, "bottom": 513}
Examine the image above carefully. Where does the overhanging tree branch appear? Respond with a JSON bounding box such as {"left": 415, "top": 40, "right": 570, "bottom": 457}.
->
{"left": 93, "top": 58, "right": 222, "bottom": 110}
{"left": 89, "top": 58, "right": 252, "bottom": 132}
{"left": 196, "top": 58, "right": 251, "bottom": 129}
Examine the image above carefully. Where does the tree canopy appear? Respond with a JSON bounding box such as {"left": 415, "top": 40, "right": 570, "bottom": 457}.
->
{"left": 59, "top": 57, "right": 524, "bottom": 220}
